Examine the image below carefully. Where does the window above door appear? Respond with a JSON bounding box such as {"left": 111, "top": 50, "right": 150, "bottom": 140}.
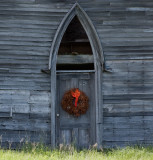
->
{"left": 57, "top": 16, "right": 94, "bottom": 71}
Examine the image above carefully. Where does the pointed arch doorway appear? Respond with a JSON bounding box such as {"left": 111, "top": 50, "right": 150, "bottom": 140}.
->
{"left": 49, "top": 3, "right": 104, "bottom": 148}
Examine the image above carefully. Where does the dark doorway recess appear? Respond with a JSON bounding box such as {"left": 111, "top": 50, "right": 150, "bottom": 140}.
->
{"left": 57, "top": 16, "right": 94, "bottom": 71}
{"left": 58, "top": 16, "right": 92, "bottom": 55}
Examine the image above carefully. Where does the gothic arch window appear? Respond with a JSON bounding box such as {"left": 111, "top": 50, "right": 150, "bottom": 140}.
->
{"left": 57, "top": 16, "right": 94, "bottom": 70}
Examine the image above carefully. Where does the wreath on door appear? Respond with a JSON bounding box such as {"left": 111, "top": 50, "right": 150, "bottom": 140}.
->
{"left": 61, "top": 88, "right": 89, "bottom": 117}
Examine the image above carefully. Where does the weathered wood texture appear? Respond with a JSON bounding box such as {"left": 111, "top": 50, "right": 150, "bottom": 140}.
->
{"left": 1, "top": 0, "right": 153, "bottom": 147}
{"left": 57, "top": 55, "right": 93, "bottom": 64}
{"left": 0, "top": 0, "right": 62, "bottom": 146}
{"left": 56, "top": 73, "right": 96, "bottom": 148}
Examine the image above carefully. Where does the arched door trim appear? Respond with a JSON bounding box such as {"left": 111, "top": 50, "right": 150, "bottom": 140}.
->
{"left": 49, "top": 2, "right": 104, "bottom": 148}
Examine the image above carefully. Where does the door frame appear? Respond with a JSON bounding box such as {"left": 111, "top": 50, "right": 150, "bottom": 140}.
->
{"left": 49, "top": 2, "right": 104, "bottom": 148}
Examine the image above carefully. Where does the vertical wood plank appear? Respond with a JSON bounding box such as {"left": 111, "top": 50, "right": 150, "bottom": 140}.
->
{"left": 72, "top": 128, "right": 79, "bottom": 147}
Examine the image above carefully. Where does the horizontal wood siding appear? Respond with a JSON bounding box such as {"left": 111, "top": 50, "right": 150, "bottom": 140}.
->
{"left": 77, "top": 0, "right": 153, "bottom": 147}
{"left": 1, "top": 0, "right": 153, "bottom": 147}
{"left": 0, "top": 0, "right": 73, "bottom": 147}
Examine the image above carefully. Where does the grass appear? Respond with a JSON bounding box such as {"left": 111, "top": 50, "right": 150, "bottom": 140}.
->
{"left": 1, "top": 143, "right": 153, "bottom": 160}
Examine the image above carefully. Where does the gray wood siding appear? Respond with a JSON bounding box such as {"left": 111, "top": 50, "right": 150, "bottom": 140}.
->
{"left": 0, "top": 0, "right": 69, "bottom": 147}
{"left": 1, "top": 0, "right": 153, "bottom": 147}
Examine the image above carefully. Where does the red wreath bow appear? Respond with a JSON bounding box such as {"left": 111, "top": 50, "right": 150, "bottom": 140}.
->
{"left": 71, "top": 89, "right": 80, "bottom": 107}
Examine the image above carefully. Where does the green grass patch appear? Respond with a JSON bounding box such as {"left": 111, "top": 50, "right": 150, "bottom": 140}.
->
{"left": 1, "top": 144, "right": 153, "bottom": 160}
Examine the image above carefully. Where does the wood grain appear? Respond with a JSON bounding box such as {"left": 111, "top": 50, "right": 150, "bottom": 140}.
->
{"left": 1, "top": 0, "right": 153, "bottom": 148}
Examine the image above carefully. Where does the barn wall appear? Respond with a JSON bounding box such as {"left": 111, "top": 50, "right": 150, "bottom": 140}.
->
{"left": 84, "top": 0, "right": 153, "bottom": 147}
{"left": 0, "top": 0, "right": 73, "bottom": 147}
{"left": 0, "top": 0, "right": 153, "bottom": 147}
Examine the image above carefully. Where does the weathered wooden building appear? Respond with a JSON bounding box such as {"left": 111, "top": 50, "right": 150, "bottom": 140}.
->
{"left": 1, "top": 0, "right": 153, "bottom": 148}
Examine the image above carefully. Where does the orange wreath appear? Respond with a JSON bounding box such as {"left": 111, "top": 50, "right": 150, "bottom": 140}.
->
{"left": 61, "top": 88, "right": 89, "bottom": 117}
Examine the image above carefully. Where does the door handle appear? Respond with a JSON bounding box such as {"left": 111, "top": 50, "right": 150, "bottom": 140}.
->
{"left": 56, "top": 113, "right": 60, "bottom": 117}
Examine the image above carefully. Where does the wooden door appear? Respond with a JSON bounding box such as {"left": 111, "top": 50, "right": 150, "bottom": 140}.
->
{"left": 56, "top": 72, "right": 95, "bottom": 148}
